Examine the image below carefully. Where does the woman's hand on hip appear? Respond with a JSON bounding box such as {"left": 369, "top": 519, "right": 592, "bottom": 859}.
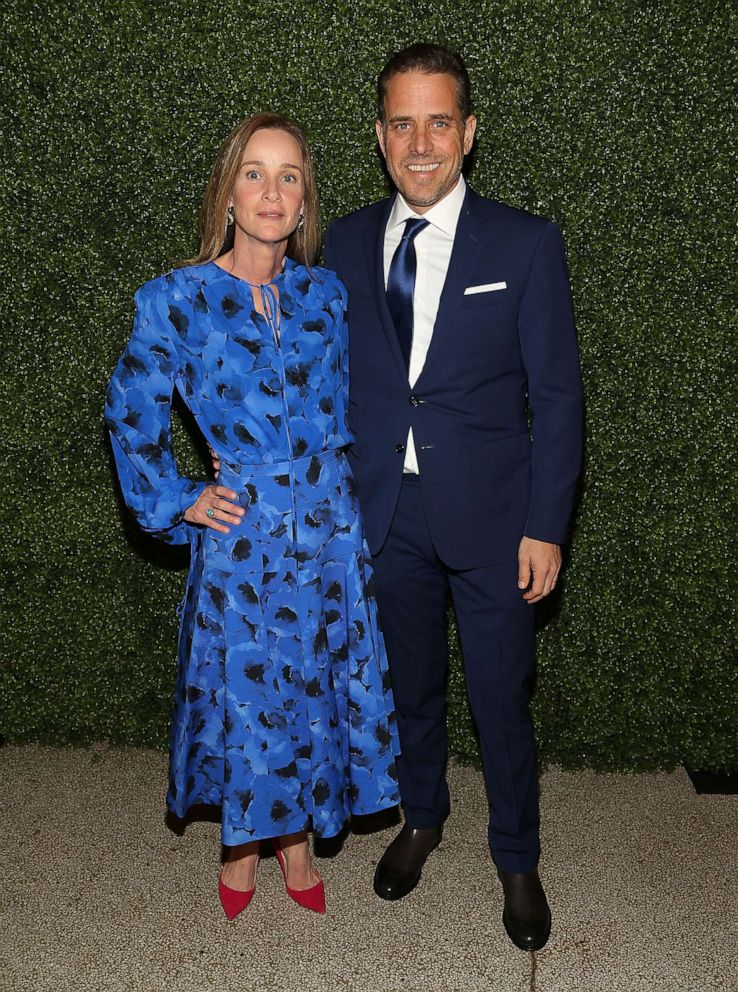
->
{"left": 184, "top": 485, "right": 244, "bottom": 533}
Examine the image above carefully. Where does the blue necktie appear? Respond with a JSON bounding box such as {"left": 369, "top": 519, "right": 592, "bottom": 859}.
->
{"left": 386, "top": 217, "right": 430, "bottom": 370}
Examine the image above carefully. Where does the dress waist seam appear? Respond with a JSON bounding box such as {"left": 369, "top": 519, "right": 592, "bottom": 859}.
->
{"left": 219, "top": 445, "right": 346, "bottom": 480}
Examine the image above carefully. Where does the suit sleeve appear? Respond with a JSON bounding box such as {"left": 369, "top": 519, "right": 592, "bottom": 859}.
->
{"left": 518, "top": 221, "right": 584, "bottom": 544}
{"left": 105, "top": 280, "right": 206, "bottom": 544}
{"left": 336, "top": 279, "right": 351, "bottom": 436}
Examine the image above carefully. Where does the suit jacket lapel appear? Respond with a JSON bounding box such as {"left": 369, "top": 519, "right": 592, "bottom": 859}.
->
{"left": 363, "top": 194, "right": 410, "bottom": 382}
{"left": 414, "top": 187, "right": 486, "bottom": 388}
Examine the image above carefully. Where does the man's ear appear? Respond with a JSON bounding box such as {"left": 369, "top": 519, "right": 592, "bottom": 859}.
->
{"left": 375, "top": 119, "right": 387, "bottom": 157}
{"left": 463, "top": 115, "right": 477, "bottom": 156}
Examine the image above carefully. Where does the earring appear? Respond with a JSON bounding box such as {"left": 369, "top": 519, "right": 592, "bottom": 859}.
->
{"left": 226, "top": 206, "right": 235, "bottom": 225}
{"left": 298, "top": 214, "right": 304, "bottom": 231}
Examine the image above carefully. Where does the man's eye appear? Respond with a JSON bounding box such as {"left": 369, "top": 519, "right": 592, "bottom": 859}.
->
{"left": 432, "top": 121, "right": 448, "bottom": 128}
{"left": 394, "top": 122, "right": 410, "bottom": 131}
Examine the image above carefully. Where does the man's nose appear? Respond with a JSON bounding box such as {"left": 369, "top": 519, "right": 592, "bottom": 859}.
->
{"left": 409, "top": 125, "right": 432, "bottom": 155}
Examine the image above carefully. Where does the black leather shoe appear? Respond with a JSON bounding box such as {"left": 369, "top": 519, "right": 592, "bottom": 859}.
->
{"left": 498, "top": 867, "right": 552, "bottom": 951}
{"left": 373, "top": 824, "right": 442, "bottom": 901}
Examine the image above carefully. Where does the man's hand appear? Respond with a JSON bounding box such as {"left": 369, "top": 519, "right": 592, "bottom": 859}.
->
{"left": 517, "top": 537, "right": 562, "bottom": 604}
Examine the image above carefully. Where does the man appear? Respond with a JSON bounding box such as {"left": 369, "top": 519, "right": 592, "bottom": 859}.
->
{"left": 324, "top": 43, "right": 583, "bottom": 952}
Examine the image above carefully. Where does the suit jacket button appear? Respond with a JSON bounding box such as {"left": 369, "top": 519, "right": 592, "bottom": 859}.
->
{"left": 409, "top": 395, "right": 420, "bottom": 407}
{"left": 395, "top": 443, "right": 406, "bottom": 453}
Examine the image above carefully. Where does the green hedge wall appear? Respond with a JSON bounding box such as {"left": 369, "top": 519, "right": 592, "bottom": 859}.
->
{"left": 2, "top": 1, "right": 735, "bottom": 770}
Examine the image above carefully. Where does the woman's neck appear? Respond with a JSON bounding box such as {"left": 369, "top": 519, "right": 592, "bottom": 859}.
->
{"left": 225, "top": 238, "right": 287, "bottom": 286}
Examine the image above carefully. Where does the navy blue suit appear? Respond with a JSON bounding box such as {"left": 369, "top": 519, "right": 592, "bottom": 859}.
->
{"left": 325, "top": 185, "right": 583, "bottom": 872}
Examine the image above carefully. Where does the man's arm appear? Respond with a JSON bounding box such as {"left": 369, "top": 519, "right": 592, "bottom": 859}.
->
{"left": 323, "top": 222, "right": 337, "bottom": 274}
{"left": 518, "top": 220, "right": 583, "bottom": 543}
{"left": 517, "top": 221, "right": 583, "bottom": 601}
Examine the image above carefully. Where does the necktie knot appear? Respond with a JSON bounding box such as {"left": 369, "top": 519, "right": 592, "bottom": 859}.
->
{"left": 401, "top": 217, "right": 430, "bottom": 242}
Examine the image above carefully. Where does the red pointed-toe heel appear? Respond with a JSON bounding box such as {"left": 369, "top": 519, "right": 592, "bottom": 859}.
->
{"left": 274, "top": 843, "right": 326, "bottom": 914}
{"left": 218, "top": 876, "right": 255, "bottom": 920}
{"left": 218, "top": 859, "right": 258, "bottom": 921}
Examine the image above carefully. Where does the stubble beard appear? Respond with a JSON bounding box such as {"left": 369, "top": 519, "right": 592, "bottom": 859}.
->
{"left": 390, "top": 160, "right": 463, "bottom": 210}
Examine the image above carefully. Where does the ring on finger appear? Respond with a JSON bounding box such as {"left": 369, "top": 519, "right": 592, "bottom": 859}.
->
{"left": 206, "top": 508, "right": 215, "bottom": 519}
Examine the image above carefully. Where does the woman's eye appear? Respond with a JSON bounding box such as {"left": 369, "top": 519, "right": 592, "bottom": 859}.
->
{"left": 282, "top": 174, "right": 298, "bottom": 183}
{"left": 246, "top": 170, "right": 261, "bottom": 180}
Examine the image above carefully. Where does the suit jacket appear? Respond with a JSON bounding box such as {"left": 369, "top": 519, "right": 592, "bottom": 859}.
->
{"left": 324, "top": 186, "right": 583, "bottom": 570}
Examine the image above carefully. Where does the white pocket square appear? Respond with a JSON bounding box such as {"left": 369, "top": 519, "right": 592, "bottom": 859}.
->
{"left": 464, "top": 282, "right": 507, "bottom": 295}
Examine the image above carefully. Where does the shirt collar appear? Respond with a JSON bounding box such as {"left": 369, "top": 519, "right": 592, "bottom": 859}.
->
{"left": 387, "top": 174, "right": 467, "bottom": 237}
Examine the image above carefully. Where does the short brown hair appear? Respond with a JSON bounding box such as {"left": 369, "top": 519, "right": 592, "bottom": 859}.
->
{"left": 184, "top": 112, "right": 320, "bottom": 268}
{"left": 377, "top": 43, "right": 472, "bottom": 124}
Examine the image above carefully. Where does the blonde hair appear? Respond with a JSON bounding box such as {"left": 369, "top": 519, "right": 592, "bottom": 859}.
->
{"left": 183, "top": 112, "right": 320, "bottom": 267}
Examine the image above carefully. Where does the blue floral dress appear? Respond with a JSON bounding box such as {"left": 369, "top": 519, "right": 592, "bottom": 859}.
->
{"left": 105, "top": 258, "right": 400, "bottom": 845}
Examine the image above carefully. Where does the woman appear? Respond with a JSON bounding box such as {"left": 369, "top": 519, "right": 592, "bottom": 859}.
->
{"left": 105, "top": 113, "right": 399, "bottom": 919}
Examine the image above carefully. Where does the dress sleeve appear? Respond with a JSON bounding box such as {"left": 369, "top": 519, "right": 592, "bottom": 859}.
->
{"left": 105, "top": 278, "right": 206, "bottom": 544}
{"left": 326, "top": 273, "right": 352, "bottom": 443}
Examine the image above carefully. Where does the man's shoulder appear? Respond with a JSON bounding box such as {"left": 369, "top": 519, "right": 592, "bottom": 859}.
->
{"left": 327, "top": 196, "right": 393, "bottom": 236}
{"left": 466, "top": 188, "right": 553, "bottom": 235}
{"left": 325, "top": 188, "right": 556, "bottom": 245}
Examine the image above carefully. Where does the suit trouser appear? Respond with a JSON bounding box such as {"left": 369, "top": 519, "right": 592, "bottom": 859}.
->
{"left": 371, "top": 474, "right": 540, "bottom": 874}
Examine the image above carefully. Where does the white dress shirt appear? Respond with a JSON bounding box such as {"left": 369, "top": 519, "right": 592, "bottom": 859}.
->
{"left": 383, "top": 175, "right": 467, "bottom": 473}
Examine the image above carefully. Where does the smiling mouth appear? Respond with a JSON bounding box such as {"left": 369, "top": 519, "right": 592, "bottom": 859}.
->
{"left": 407, "top": 163, "right": 441, "bottom": 173}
